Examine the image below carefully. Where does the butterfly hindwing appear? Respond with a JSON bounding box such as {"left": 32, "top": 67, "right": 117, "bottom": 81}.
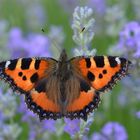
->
{"left": 25, "top": 77, "right": 62, "bottom": 120}
{"left": 65, "top": 80, "right": 100, "bottom": 120}
{"left": 25, "top": 91, "right": 62, "bottom": 120}
{"left": 0, "top": 57, "right": 57, "bottom": 94}
{"left": 70, "top": 56, "right": 131, "bottom": 92}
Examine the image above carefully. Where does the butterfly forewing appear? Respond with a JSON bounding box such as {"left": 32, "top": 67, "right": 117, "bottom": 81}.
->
{"left": 70, "top": 56, "right": 131, "bottom": 92}
{"left": 0, "top": 57, "right": 57, "bottom": 94}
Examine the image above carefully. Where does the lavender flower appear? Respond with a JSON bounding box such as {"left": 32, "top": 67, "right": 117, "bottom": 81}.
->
{"left": 91, "top": 132, "right": 106, "bottom": 140}
{"left": 0, "top": 123, "right": 22, "bottom": 140}
{"left": 0, "top": 87, "right": 22, "bottom": 140}
{"left": 72, "top": 6, "right": 96, "bottom": 56}
{"left": 7, "top": 27, "right": 51, "bottom": 58}
{"left": 102, "top": 122, "right": 128, "bottom": 140}
{"left": 92, "top": 122, "right": 128, "bottom": 140}
{"left": 88, "top": 0, "right": 106, "bottom": 15}
{"left": 0, "top": 88, "right": 17, "bottom": 119}
{"left": 79, "top": 113, "right": 94, "bottom": 138}
{"left": 136, "top": 111, "right": 140, "bottom": 119}
{"left": 111, "top": 21, "right": 140, "bottom": 58}
{"left": 64, "top": 118, "right": 80, "bottom": 137}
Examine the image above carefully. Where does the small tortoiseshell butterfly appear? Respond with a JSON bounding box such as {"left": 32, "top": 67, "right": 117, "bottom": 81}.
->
{"left": 0, "top": 49, "right": 131, "bottom": 120}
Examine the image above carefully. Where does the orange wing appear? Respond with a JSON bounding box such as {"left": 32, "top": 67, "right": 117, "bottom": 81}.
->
{"left": 25, "top": 79, "right": 100, "bottom": 120}
{"left": 71, "top": 56, "right": 131, "bottom": 92}
{"left": 0, "top": 57, "right": 57, "bottom": 94}
{"left": 65, "top": 89, "right": 100, "bottom": 120}
{"left": 25, "top": 90, "right": 62, "bottom": 120}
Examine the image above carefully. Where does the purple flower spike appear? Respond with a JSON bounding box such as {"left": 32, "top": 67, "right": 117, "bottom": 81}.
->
{"left": 101, "top": 122, "right": 128, "bottom": 140}
{"left": 43, "top": 119, "right": 56, "bottom": 132}
{"left": 7, "top": 27, "right": 51, "bottom": 58}
{"left": 64, "top": 118, "right": 80, "bottom": 137}
{"left": 91, "top": 122, "right": 128, "bottom": 140}
{"left": 91, "top": 132, "right": 106, "bottom": 140}
{"left": 88, "top": 0, "right": 106, "bottom": 15}
{"left": 115, "top": 21, "right": 140, "bottom": 59}
{"left": 29, "top": 130, "right": 36, "bottom": 140}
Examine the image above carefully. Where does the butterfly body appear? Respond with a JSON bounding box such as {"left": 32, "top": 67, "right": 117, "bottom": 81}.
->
{"left": 0, "top": 49, "right": 131, "bottom": 120}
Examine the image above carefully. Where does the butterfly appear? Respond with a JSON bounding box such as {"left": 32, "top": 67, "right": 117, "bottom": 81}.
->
{"left": 0, "top": 49, "right": 131, "bottom": 120}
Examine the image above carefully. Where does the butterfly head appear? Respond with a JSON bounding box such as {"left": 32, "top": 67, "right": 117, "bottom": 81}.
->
{"left": 59, "top": 49, "right": 68, "bottom": 62}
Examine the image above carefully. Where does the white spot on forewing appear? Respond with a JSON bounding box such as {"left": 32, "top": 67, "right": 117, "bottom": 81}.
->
{"left": 5, "top": 61, "right": 11, "bottom": 68}
{"left": 115, "top": 57, "right": 121, "bottom": 64}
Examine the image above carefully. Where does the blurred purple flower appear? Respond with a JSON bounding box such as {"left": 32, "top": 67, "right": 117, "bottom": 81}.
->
{"left": 91, "top": 122, "right": 128, "bottom": 140}
{"left": 43, "top": 119, "right": 56, "bottom": 132}
{"left": 58, "top": 0, "right": 79, "bottom": 13}
{"left": 29, "top": 130, "right": 36, "bottom": 140}
{"left": 64, "top": 118, "right": 80, "bottom": 137}
{"left": 117, "top": 91, "right": 128, "bottom": 107}
{"left": 0, "top": 89, "right": 17, "bottom": 120}
{"left": 91, "top": 132, "right": 106, "bottom": 140}
{"left": 7, "top": 27, "right": 51, "bottom": 58}
{"left": 136, "top": 111, "right": 140, "bottom": 119}
{"left": 117, "top": 21, "right": 140, "bottom": 58}
{"left": 102, "top": 122, "right": 128, "bottom": 140}
{"left": 0, "top": 88, "right": 21, "bottom": 139}
{"left": 88, "top": 0, "right": 106, "bottom": 15}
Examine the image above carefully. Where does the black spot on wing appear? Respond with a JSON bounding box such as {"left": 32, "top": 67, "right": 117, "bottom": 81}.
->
{"left": 35, "top": 60, "right": 41, "bottom": 70}
{"left": 98, "top": 74, "right": 103, "bottom": 79}
{"left": 94, "top": 56, "right": 105, "bottom": 67}
{"left": 22, "top": 76, "right": 27, "bottom": 81}
{"left": 8, "top": 60, "right": 18, "bottom": 70}
{"left": 85, "top": 58, "right": 91, "bottom": 68}
{"left": 18, "top": 72, "right": 23, "bottom": 77}
{"left": 103, "top": 69, "right": 107, "bottom": 74}
{"left": 87, "top": 71, "right": 95, "bottom": 81}
{"left": 108, "top": 56, "right": 117, "bottom": 67}
{"left": 35, "top": 79, "right": 47, "bottom": 93}
{"left": 21, "top": 58, "right": 32, "bottom": 70}
{"left": 30, "top": 73, "right": 39, "bottom": 83}
{"left": 80, "top": 80, "right": 91, "bottom": 92}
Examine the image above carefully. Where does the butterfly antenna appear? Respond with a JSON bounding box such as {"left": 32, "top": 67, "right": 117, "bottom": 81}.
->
{"left": 41, "top": 26, "right": 62, "bottom": 55}
{"left": 50, "top": 39, "right": 62, "bottom": 53}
